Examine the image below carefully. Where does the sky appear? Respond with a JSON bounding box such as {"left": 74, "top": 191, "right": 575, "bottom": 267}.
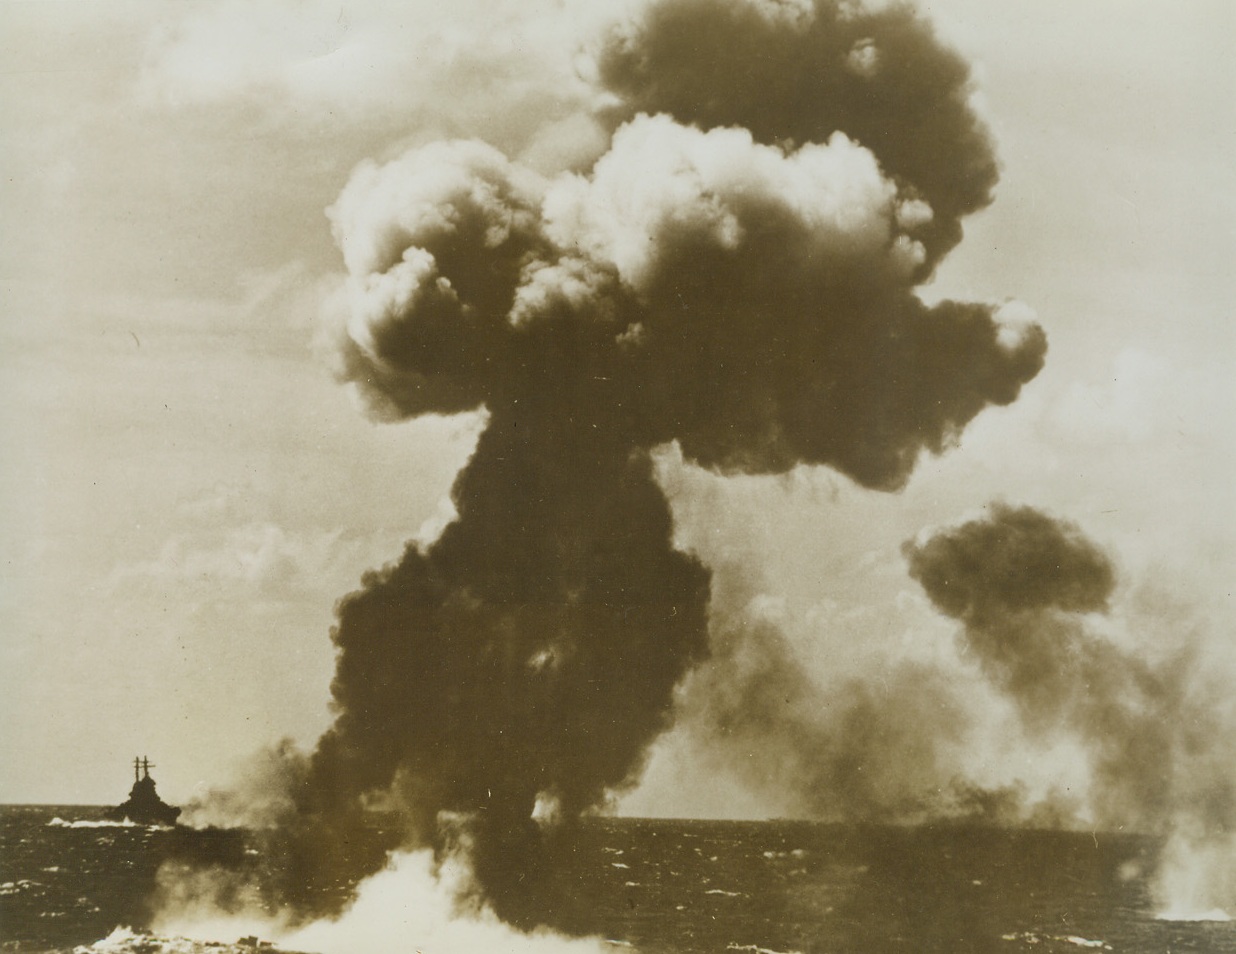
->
{"left": 0, "top": 0, "right": 1232, "bottom": 819}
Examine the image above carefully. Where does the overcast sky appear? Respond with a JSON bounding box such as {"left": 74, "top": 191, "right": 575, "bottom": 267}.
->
{"left": 1, "top": 0, "right": 1232, "bottom": 808}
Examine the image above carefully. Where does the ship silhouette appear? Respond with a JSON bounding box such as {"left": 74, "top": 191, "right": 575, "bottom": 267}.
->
{"left": 106, "top": 756, "right": 181, "bottom": 826}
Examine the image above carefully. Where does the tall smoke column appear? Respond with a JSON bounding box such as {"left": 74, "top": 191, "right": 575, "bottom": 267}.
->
{"left": 299, "top": 0, "right": 1047, "bottom": 925}
{"left": 905, "top": 503, "right": 1236, "bottom": 916}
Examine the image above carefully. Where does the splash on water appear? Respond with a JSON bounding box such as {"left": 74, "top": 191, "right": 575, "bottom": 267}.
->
{"left": 151, "top": 847, "right": 611, "bottom": 954}
{"left": 1153, "top": 829, "right": 1235, "bottom": 922}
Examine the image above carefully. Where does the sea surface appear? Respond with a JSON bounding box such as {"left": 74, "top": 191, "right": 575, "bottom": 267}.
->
{"left": 2, "top": 805, "right": 1233, "bottom": 954}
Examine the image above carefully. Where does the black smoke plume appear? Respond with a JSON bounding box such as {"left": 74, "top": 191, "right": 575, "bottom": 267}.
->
{"left": 289, "top": 0, "right": 1046, "bottom": 924}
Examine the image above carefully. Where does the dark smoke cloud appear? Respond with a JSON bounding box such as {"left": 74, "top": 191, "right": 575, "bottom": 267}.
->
{"left": 905, "top": 503, "right": 1235, "bottom": 847}
{"left": 325, "top": 3, "right": 1047, "bottom": 489}
{"left": 541, "top": 114, "right": 1044, "bottom": 486}
{"left": 593, "top": 0, "right": 1000, "bottom": 266}
{"left": 292, "top": 0, "right": 1046, "bottom": 924}
{"left": 905, "top": 502, "right": 1115, "bottom": 623}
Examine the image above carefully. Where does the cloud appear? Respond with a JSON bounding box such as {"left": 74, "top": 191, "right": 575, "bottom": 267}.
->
{"left": 108, "top": 523, "right": 358, "bottom": 595}
{"left": 138, "top": 0, "right": 615, "bottom": 167}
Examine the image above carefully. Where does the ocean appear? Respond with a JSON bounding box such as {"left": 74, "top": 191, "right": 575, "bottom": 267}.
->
{"left": 2, "top": 806, "right": 1233, "bottom": 954}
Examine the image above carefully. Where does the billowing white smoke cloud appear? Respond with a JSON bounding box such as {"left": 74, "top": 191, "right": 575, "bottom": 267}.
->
{"left": 543, "top": 117, "right": 925, "bottom": 290}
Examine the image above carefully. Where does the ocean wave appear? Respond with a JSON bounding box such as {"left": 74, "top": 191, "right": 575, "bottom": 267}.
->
{"left": 760, "top": 849, "right": 808, "bottom": 861}
{"left": 48, "top": 818, "right": 138, "bottom": 829}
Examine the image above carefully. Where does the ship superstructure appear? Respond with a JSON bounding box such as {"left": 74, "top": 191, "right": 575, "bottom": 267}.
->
{"left": 105, "top": 756, "right": 181, "bottom": 825}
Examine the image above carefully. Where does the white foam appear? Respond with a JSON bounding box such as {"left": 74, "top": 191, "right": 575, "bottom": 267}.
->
{"left": 154, "top": 849, "right": 613, "bottom": 954}
{"left": 72, "top": 926, "right": 257, "bottom": 953}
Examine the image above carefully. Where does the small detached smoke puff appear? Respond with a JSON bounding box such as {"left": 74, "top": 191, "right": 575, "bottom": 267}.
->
{"left": 906, "top": 503, "right": 1236, "bottom": 917}
{"left": 904, "top": 503, "right": 1173, "bottom": 825}
{"left": 304, "top": 0, "right": 1047, "bottom": 925}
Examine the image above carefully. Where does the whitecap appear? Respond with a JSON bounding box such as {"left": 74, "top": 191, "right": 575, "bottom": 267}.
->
{"left": 1061, "top": 937, "right": 1111, "bottom": 950}
{"left": 725, "top": 943, "right": 803, "bottom": 954}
